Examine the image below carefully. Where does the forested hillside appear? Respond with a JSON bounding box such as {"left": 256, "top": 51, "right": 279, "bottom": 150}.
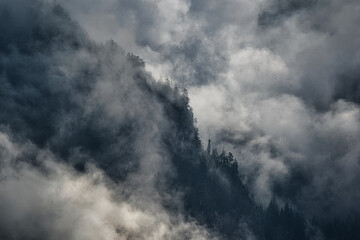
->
{"left": 0, "top": 1, "right": 359, "bottom": 239}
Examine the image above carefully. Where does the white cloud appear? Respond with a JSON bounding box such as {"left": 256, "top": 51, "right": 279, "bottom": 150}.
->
{"left": 0, "top": 131, "right": 215, "bottom": 240}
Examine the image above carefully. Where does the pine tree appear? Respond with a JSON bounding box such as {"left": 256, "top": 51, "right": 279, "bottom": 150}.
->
{"left": 207, "top": 139, "right": 211, "bottom": 156}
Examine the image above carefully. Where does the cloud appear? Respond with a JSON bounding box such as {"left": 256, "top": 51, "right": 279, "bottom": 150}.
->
{"left": 0, "top": 131, "right": 214, "bottom": 240}
{"left": 2, "top": 0, "right": 360, "bottom": 229}
{"left": 0, "top": 1, "right": 221, "bottom": 238}
{"left": 57, "top": 0, "right": 360, "bottom": 217}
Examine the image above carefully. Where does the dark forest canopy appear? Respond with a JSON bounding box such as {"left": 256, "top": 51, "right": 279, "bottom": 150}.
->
{"left": 0, "top": 1, "right": 359, "bottom": 239}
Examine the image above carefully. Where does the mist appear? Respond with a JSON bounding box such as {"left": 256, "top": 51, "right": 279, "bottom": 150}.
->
{"left": 1, "top": 0, "right": 360, "bottom": 239}
{"left": 61, "top": 0, "right": 360, "bottom": 216}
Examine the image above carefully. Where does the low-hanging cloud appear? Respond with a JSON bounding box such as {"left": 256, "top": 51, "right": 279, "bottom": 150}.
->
{"left": 58, "top": 0, "right": 360, "bottom": 218}
{"left": 0, "top": 1, "right": 220, "bottom": 239}
{"left": 2, "top": 1, "right": 360, "bottom": 238}
{"left": 0, "top": 131, "right": 214, "bottom": 240}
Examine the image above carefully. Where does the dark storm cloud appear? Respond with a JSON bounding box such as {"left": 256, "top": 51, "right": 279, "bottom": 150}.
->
{"left": 334, "top": 68, "right": 360, "bottom": 104}
{"left": 258, "top": 0, "right": 317, "bottom": 27}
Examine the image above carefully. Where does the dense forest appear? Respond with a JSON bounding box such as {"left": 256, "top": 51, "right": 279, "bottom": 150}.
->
{"left": 0, "top": 1, "right": 359, "bottom": 239}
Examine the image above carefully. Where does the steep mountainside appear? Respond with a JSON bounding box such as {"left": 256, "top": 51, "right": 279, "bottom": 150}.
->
{"left": 0, "top": 1, "right": 358, "bottom": 240}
